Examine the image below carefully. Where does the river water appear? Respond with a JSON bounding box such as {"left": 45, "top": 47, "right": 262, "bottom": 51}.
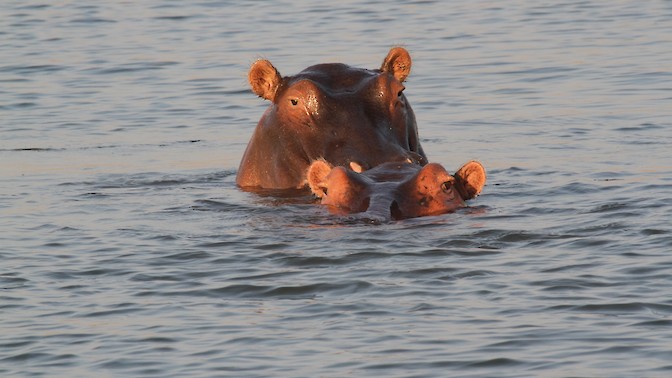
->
{"left": 2, "top": 1, "right": 671, "bottom": 377}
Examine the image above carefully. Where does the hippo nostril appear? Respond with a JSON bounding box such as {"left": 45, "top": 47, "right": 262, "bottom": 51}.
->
{"left": 390, "top": 200, "right": 403, "bottom": 220}
{"left": 361, "top": 197, "right": 371, "bottom": 212}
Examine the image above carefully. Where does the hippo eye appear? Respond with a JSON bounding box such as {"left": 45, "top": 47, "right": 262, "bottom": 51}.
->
{"left": 441, "top": 181, "right": 453, "bottom": 192}
{"left": 290, "top": 98, "right": 299, "bottom": 106}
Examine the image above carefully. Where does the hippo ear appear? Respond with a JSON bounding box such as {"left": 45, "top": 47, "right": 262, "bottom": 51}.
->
{"left": 454, "top": 161, "right": 486, "bottom": 200}
{"left": 249, "top": 59, "right": 282, "bottom": 100}
{"left": 307, "top": 160, "right": 333, "bottom": 198}
{"left": 381, "top": 47, "right": 412, "bottom": 82}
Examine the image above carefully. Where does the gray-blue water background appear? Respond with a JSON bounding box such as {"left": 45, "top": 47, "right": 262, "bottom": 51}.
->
{"left": 2, "top": 1, "right": 671, "bottom": 377}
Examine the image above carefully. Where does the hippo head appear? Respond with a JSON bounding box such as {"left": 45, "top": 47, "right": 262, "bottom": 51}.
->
{"left": 307, "top": 160, "right": 486, "bottom": 220}
{"left": 237, "top": 47, "right": 427, "bottom": 190}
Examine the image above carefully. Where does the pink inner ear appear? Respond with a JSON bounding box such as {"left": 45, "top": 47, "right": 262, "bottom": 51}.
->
{"left": 307, "top": 160, "right": 333, "bottom": 198}
{"left": 455, "top": 161, "right": 486, "bottom": 200}
{"left": 249, "top": 60, "right": 281, "bottom": 100}
{"left": 381, "top": 47, "right": 412, "bottom": 82}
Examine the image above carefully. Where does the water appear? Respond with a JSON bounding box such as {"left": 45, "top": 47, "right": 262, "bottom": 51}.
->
{"left": 1, "top": 1, "right": 671, "bottom": 376}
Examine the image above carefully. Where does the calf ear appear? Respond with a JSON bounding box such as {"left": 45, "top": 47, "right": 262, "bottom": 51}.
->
{"left": 454, "top": 161, "right": 486, "bottom": 200}
{"left": 381, "top": 47, "right": 412, "bottom": 82}
{"left": 307, "top": 160, "right": 333, "bottom": 198}
{"left": 249, "top": 59, "right": 282, "bottom": 100}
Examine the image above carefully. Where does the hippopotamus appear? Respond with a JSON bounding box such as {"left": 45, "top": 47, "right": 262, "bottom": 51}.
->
{"left": 307, "top": 160, "right": 486, "bottom": 220}
{"left": 237, "top": 47, "right": 427, "bottom": 190}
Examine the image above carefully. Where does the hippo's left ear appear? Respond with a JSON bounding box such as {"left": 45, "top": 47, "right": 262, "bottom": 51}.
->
{"left": 381, "top": 47, "right": 412, "bottom": 82}
{"left": 454, "top": 161, "right": 486, "bottom": 200}
{"left": 249, "top": 59, "right": 282, "bottom": 101}
{"left": 307, "top": 160, "right": 333, "bottom": 198}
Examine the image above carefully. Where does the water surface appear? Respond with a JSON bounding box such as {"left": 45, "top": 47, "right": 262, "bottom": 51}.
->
{"left": 2, "top": 1, "right": 671, "bottom": 377}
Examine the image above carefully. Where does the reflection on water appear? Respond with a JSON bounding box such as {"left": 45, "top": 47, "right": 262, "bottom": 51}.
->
{"left": 2, "top": 1, "right": 671, "bottom": 377}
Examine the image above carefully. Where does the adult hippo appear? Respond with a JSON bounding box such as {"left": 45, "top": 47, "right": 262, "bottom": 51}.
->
{"left": 237, "top": 47, "right": 427, "bottom": 190}
{"left": 307, "top": 160, "right": 486, "bottom": 220}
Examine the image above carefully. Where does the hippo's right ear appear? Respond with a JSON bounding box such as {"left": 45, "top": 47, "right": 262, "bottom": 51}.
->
{"left": 381, "top": 47, "right": 412, "bottom": 82}
{"left": 307, "top": 160, "right": 333, "bottom": 198}
{"left": 249, "top": 59, "right": 282, "bottom": 101}
{"left": 454, "top": 161, "right": 486, "bottom": 200}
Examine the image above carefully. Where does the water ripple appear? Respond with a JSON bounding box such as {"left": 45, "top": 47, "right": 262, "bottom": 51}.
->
{"left": 136, "top": 280, "right": 375, "bottom": 299}
{"left": 3, "top": 1, "right": 672, "bottom": 377}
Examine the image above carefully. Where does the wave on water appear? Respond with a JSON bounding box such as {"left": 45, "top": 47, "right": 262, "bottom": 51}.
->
{"left": 3, "top": 0, "right": 672, "bottom": 377}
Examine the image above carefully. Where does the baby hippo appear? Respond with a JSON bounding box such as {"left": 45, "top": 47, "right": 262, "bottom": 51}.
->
{"left": 307, "top": 160, "right": 486, "bottom": 220}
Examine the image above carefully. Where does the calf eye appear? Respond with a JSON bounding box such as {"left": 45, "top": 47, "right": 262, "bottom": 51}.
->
{"left": 290, "top": 99, "right": 299, "bottom": 106}
{"left": 441, "top": 181, "right": 453, "bottom": 192}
